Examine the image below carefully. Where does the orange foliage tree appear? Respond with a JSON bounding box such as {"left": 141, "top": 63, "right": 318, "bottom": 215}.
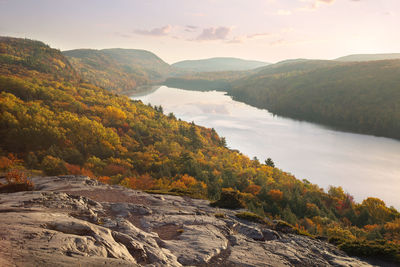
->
{"left": 244, "top": 184, "right": 261, "bottom": 196}
{"left": 268, "top": 189, "right": 283, "bottom": 201}
{"left": 0, "top": 169, "right": 34, "bottom": 193}
{"left": 127, "top": 174, "right": 155, "bottom": 190}
{"left": 65, "top": 163, "right": 95, "bottom": 178}
{"left": 0, "top": 154, "right": 22, "bottom": 171}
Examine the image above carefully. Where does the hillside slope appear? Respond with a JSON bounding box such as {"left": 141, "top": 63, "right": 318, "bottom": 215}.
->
{"left": 163, "top": 70, "right": 251, "bottom": 91}
{"left": 335, "top": 53, "right": 400, "bottom": 62}
{"left": 164, "top": 59, "right": 344, "bottom": 91}
{"left": 230, "top": 59, "right": 400, "bottom": 139}
{"left": 1, "top": 37, "right": 400, "bottom": 264}
{"left": 63, "top": 48, "right": 173, "bottom": 92}
{"left": 0, "top": 36, "right": 79, "bottom": 82}
{"left": 172, "top": 57, "right": 269, "bottom": 72}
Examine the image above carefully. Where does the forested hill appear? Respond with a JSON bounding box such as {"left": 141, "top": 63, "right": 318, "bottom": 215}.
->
{"left": 63, "top": 48, "right": 174, "bottom": 93}
{"left": 172, "top": 57, "right": 269, "bottom": 72}
{"left": 164, "top": 70, "right": 251, "bottom": 91}
{"left": 163, "top": 59, "right": 346, "bottom": 91}
{"left": 0, "top": 37, "right": 79, "bottom": 82}
{"left": 1, "top": 37, "right": 400, "bottom": 263}
{"left": 230, "top": 59, "right": 400, "bottom": 139}
{"left": 335, "top": 53, "right": 400, "bottom": 62}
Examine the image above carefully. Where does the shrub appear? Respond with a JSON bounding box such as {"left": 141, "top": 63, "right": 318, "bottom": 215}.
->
{"left": 126, "top": 174, "right": 155, "bottom": 190}
{"left": 145, "top": 187, "right": 207, "bottom": 199}
{"left": 337, "top": 240, "right": 400, "bottom": 263}
{"left": 274, "top": 220, "right": 299, "bottom": 234}
{"left": 268, "top": 189, "right": 283, "bottom": 201}
{"left": 40, "top": 155, "right": 67, "bottom": 176}
{"left": 327, "top": 226, "right": 356, "bottom": 242}
{"left": 244, "top": 184, "right": 261, "bottom": 195}
{"left": 0, "top": 154, "right": 22, "bottom": 171}
{"left": 65, "top": 163, "right": 95, "bottom": 178}
{"left": 96, "top": 176, "right": 111, "bottom": 184}
{"left": 103, "top": 163, "right": 128, "bottom": 176}
{"left": 0, "top": 170, "right": 34, "bottom": 193}
{"left": 210, "top": 188, "right": 247, "bottom": 209}
{"left": 0, "top": 156, "right": 14, "bottom": 171}
{"left": 236, "top": 211, "right": 270, "bottom": 225}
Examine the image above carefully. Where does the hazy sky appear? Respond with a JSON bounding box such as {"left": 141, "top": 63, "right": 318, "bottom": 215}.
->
{"left": 0, "top": 0, "right": 399, "bottom": 63}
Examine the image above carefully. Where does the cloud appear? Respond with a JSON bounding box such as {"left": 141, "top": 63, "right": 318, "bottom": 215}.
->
{"left": 299, "top": 0, "right": 336, "bottom": 11}
{"left": 134, "top": 25, "right": 172, "bottom": 36}
{"left": 193, "top": 28, "right": 271, "bottom": 44}
{"left": 247, "top": 32, "right": 272, "bottom": 39}
{"left": 226, "top": 36, "right": 246, "bottom": 44}
{"left": 277, "top": 9, "right": 292, "bottom": 16}
{"left": 383, "top": 11, "right": 394, "bottom": 16}
{"left": 185, "top": 25, "right": 198, "bottom": 33}
{"left": 225, "top": 32, "right": 272, "bottom": 44}
{"left": 196, "top": 26, "right": 231, "bottom": 41}
{"left": 269, "top": 39, "right": 287, "bottom": 46}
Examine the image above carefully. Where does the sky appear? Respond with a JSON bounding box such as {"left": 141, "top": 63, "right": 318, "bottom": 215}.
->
{"left": 0, "top": 0, "right": 399, "bottom": 63}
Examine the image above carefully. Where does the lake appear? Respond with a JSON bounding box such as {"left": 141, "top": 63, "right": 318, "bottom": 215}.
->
{"left": 132, "top": 86, "right": 400, "bottom": 209}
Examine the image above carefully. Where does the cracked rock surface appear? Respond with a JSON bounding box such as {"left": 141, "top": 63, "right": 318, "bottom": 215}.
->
{"left": 0, "top": 175, "right": 374, "bottom": 266}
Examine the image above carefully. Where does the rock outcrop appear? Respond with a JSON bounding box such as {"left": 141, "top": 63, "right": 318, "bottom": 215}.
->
{"left": 0, "top": 176, "right": 374, "bottom": 266}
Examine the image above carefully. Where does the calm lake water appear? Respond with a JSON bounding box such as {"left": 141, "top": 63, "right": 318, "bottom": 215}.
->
{"left": 132, "top": 86, "right": 400, "bottom": 208}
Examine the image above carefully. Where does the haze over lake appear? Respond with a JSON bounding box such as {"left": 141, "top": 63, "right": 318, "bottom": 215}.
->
{"left": 132, "top": 86, "right": 400, "bottom": 208}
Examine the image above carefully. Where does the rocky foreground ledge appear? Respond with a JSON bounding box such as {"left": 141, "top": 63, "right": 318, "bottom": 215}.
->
{"left": 0, "top": 176, "right": 373, "bottom": 267}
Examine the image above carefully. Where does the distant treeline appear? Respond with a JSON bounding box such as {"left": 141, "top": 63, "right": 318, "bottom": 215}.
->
{"left": 167, "top": 59, "right": 400, "bottom": 140}
{"left": 229, "top": 60, "right": 400, "bottom": 140}
{"left": 164, "top": 77, "right": 231, "bottom": 91}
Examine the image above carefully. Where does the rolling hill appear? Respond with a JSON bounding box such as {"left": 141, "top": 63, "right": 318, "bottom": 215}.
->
{"left": 164, "top": 59, "right": 345, "bottom": 91}
{"left": 63, "top": 48, "right": 174, "bottom": 93}
{"left": 335, "top": 53, "right": 400, "bottom": 62}
{"left": 229, "top": 59, "right": 400, "bottom": 139}
{"left": 0, "top": 36, "right": 79, "bottom": 82}
{"left": 172, "top": 57, "right": 269, "bottom": 72}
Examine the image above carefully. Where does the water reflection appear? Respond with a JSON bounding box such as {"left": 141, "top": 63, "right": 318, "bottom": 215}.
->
{"left": 132, "top": 86, "right": 400, "bottom": 208}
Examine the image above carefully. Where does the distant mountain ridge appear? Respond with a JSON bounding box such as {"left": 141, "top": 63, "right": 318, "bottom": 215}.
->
{"left": 172, "top": 57, "right": 270, "bottom": 72}
{"left": 63, "top": 48, "right": 174, "bottom": 92}
{"left": 335, "top": 53, "right": 400, "bottom": 62}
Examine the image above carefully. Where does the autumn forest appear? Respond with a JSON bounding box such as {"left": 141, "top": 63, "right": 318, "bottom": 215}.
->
{"left": 1, "top": 37, "right": 400, "bottom": 263}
